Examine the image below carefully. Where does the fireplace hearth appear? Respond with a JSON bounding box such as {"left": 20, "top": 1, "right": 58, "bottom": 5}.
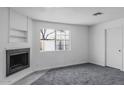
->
{"left": 6, "top": 48, "right": 30, "bottom": 76}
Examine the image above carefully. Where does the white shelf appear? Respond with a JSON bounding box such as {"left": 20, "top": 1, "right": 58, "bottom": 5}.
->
{"left": 9, "top": 28, "right": 28, "bottom": 43}
{"left": 10, "top": 35, "right": 27, "bottom": 39}
{"left": 10, "top": 28, "right": 28, "bottom": 32}
{"left": 9, "top": 37, "right": 27, "bottom": 43}
{"left": 9, "top": 9, "right": 28, "bottom": 43}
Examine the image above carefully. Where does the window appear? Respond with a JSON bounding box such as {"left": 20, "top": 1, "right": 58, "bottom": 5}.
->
{"left": 40, "top": 28, "right": 71, "bottom": 51}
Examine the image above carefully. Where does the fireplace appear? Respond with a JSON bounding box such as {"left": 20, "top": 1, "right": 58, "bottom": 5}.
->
{"left": 6, "top": 48, "right": 30, "bottom": 76}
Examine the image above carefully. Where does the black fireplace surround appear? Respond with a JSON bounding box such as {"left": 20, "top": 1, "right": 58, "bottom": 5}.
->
{"left": 6, "top": 48, "right": 30, "bottom": 76}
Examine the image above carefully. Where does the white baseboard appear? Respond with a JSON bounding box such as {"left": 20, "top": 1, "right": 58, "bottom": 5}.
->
{"left": 88, "top": 60, "right": 105, "bottom": 66}
{"left": 33, "top": 60, "right": 88, "bottom": 73}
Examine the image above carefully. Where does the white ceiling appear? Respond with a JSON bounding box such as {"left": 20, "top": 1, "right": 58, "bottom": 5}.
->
{"left": 12, "top": 7, "right": 124, "bottom": 26}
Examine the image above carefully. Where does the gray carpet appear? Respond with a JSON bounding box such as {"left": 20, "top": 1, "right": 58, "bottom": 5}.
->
{"left": 31, "top": 63, "right": 124, "bottom": 85}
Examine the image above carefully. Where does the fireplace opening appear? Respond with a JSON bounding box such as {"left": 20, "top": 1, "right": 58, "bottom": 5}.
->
{"left": 6, "top": 48, "right": 30, "bottom": 76}
{"left": 10, "top": 53, "right": 28, "bottom": 69}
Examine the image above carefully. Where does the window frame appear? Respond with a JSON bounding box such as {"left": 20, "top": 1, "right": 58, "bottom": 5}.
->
{"left": 40, "top": 28, "right": 71, "bottom": 52}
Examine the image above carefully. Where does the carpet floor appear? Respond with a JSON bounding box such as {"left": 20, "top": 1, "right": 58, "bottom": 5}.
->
{"left": 31, "top": 63, "right": 124, "bottom": 85}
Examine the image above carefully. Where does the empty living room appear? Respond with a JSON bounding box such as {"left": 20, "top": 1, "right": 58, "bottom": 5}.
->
{"left": 1, "top": 1, "right": 124, "bottom": 92}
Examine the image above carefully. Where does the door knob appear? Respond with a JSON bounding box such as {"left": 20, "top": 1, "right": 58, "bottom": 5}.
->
{"left": 118, "top": 50, "right": 121, "bottom": 52}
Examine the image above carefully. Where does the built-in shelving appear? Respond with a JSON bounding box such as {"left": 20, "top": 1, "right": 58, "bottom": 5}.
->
{"left": 9, "top": 29, "right": 28, "bottom": 43}
{"left": 9, "top": 9, "right": 28, "bottom": 43}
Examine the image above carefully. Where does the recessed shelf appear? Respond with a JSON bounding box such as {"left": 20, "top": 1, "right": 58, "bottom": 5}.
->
{"left": 9, "top": 9, "right": 28, "bottom": 43}
{"left": 10, "top": 35, "right": 27, "bottom": 39}
{"left": 9, "top": 29, "right": 28, "bottom": 43}
{"left": 9, "top": 37, "right": 27, "bottom": 43}
{"left": 10, "top": 28, "right": 28, "bottom": 32}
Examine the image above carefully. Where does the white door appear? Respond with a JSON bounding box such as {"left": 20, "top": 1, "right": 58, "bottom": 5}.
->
{"left": 107, "top": 26, "right": 123, "bottom": 70}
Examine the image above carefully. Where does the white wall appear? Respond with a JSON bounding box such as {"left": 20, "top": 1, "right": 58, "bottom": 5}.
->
{"left": 0, "top": 8, "right": 88, "bottom": 84}
{"left": 89, "top": 18, "right": 124, "bottom": 69}
{"left": 88, "top": 25, "right": 106, "bottom": 66}
{"left": 0, "top": 8, "right": 33, "bottom": 84}
{"left": 32, "top": 21, "right": 89, "bottom": 71}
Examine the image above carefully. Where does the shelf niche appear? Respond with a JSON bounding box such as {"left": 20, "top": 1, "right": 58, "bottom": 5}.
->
{"left": 9, "top": 9, "right": 28, "bottom": 43}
